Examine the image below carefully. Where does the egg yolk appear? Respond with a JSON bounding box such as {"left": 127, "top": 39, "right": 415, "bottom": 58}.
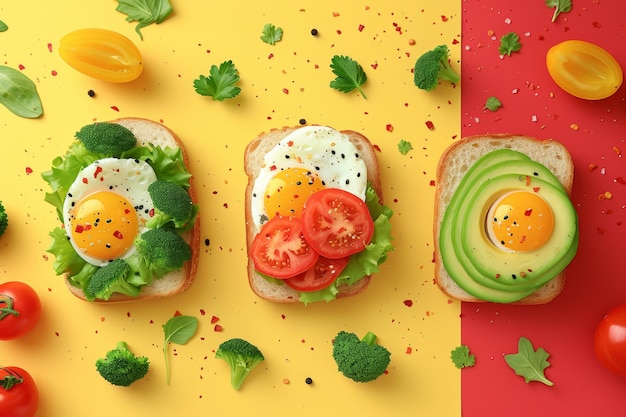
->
{"left": 264, "top": 168, "right": 325, "bottom": 218}
{"left": 486, "top": 190, "right": 554, "bottom": 252}
{"left": 70, "top": 191, "right": 138, "bottom": 261}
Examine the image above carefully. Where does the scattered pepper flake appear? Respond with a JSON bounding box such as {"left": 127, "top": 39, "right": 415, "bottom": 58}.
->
{"left": 588, "top": 163, "right": 598, "bottom": 172}
{"left": 403, "top": 299, "right": 413, "bottom": 307}
{"left": 613, "top": 146, "right": 621, "bottom": 157}
{"left": 569, "top": 123, "right": 579, "bottom": 131}
{"left": 386, "top": 124, "right": 393, "bottom": 132}
{"left": 406, "top": 346, "right": 413, "bottom": 354}
{"left": 25, "top": 167, "right": 33, "bottom": 175}
{"left": 111, "top": 105, "right": 120, "bottom": 112}
{"left": 358, "top": 24, "right": 365, "bottom": 32}
{"left": 214, "top": 324, "right": 223, "bottom": 332}
{"left": 425, "top": 120, "right": 435, "bottom": 130}
{"left": 210, "top": 315, "right": 220, "bottom": 324}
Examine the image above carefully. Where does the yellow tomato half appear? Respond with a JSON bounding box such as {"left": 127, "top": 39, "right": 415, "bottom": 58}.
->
{"left": 59, "top": 28, "right": 143, "bottom": 83}
{"left": 546, "top": 40, "right": 623, "bottom": 100}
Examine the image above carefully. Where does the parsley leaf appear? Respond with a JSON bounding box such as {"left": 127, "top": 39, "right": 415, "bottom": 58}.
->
{"left": 193, "top": 60, "right": 241, "bottom": 101}
{"left": 546, "top": 0, "right": 572, "bottom": 23}
{"left": 116, "top": 0, "right": 173, "bottom": 40}
{"left": 450, "top": 345, "right": 476, "bottom": 369}
{"left": 504, "top": 336, "right": 554, "bottom": 386}
{"left": 484, "top": 96, "right": 502, "bottom": 112}
{"left": 260, "top": 23, "right": 283, "bottom": 45}
{"left": 498, "top": 32, "right": 522, "bottom": 57}
{"left": 329, "top": 55, "right": 367, "bottom": 99}
{"left": 398, "top": 140, "right": 413, "bottom": 155}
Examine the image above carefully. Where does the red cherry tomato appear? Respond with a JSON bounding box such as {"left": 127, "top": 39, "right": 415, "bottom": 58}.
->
{"left": 301, "top": 188, "right": 374, "bottom": 259}
{"left": 0, "top": 366, "right": 39, "bottom": 417}
{"left": 250, "top": 216, "right": 319, "bottom": 279}
{"left": 594, "top": 304, "right": 626, "bottom": 377}
{"left": 284, "top": 256, "right": 349, "bottom": 292}
{"left": 0, "top": 282, "right": 41, "bottom": 341}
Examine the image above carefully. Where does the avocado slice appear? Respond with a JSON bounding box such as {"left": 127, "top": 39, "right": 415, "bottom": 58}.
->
{"left": 460, "top": 174, "right": 578, "bottom": 289}
{"left": 439, "top": 150, "right": 578, "bottom": 302}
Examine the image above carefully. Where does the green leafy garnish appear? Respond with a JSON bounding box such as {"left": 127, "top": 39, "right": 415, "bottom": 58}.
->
{"left": 498, "top": 32, "right": 522, "bottom": 57}
{"left": 0, "top": 66, "right": 43, "bottom": 118}
{"left": 504, "top": 336, "right": 554, "bottom": 386}
{"left": 116, "top": 0, "right": 173, "bottom": 40}
{"left": 0, "top": 20, "right": 8, "bottom": 32}
{"left": 398, "top": 140, "right": 413, "bottom": 155}
{"left": 260, "top": 23, "right": 283, "bottom": 45}
{"left": 162, "top": 315, "right": 198, "bottom": 384}
{"left": 329, "top": 55, "right": 368, "bottom": 99}
{"left": 484, "top": 96, "right": 502, "bottom": 112}
{"left": 546, "top": 0, "right": 572, "bottom": 22}
{"left": 451, "top": 345, "right": 476, "bottom": 369}
{"left": 193, "top": 60, "right": 241, "bottom": 102}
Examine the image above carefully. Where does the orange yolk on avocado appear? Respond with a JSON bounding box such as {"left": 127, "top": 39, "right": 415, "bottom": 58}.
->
{"left": 486, "top": 190, "right": 554, "bottom": 252}
{"left": 70, "top": 191, "right": 138, "bottom": 260}
{"left": 264, "top": 168, "right": 325, "bottom": 218}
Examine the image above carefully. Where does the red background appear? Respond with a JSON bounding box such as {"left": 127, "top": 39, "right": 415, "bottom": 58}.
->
{"left": 460, "top": 0, "right": 625, "bottom": 415}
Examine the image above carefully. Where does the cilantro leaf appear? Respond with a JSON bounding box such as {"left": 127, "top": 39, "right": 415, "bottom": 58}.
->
{"left": 116, "top": 0, "right": 173, "bottom": 40}
{"left": 484, "top": 96, "right": 502, "bottom": 112}
{"left": 450, "top": 345, "right": 476, "bottom": 369}
{"left": 329, "top": 55, "right": 367, "bottom": 99}
{"left": 193, "top": 60, "right": 241, "bottom": 101}
{"left": 546, "top": 0, "right": 572, "bottom": 23}
{"left": 260, "top": 23, "right": 283, "bottom": 45}
{"left": 398, "top": 140, "right": 413, "bottom": 155}
{"left": 504, "top": 336, "right": 554, "bottom": 386}
{"left": 498, "top": 32, "right": 522, "bottom": 57}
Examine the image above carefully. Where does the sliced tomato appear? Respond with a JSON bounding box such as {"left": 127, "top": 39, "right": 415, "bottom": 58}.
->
{"left": 284, "top": 256, "right": 349, "bottom": 292}
{"left": 301, "top": 188, "right": 374, "bottom": 259}
{"left": 250, "top": 216, "right": 319, "bottom": 279}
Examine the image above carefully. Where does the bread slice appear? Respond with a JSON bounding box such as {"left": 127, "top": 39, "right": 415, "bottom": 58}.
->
{"left": 433, "top": 134, "right": 575, "bottom": 304}
{"left": 66, "top": 117, "right": 200, "bottom": 302}
{"left": 244, "top": 125, "right": 382, "bottom": 302}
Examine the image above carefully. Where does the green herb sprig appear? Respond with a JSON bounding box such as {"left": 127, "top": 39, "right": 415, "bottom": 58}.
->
{"left": 116, "top": 0, "right": 173, "bottom": 40}
{"left": 0, "top": 66, "right": 43, "bottom": 118}
{"left": 450, "top": 345, "right": 476, "bottom": 369}
{"left": 329, "top": 55, "right": 368, "bottom": 99}
{"left": 504, "top": 336, "right": 554, "bottom": 386}
{"left": 261, "top": 23, "right": 283, "bottom": 45}
{"left": 546, "top": 0, "right": 572, "bottom": 23}
{"left": 484, "top": 96, "right": 502, "bottom": 112}
{"left": 193, "top": 60, "right": 241, "bottom": 101}
{"left": 498, "top": 32, "right": 522, "bottom": 57}
{"left": 162, "top": 315, "right": 198, "bottom": 384}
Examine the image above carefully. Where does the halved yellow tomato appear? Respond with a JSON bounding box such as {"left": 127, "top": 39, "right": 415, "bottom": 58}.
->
{"left": 59, "top": 28, "right": 143, "bottom": 83}
{"left": 546, "top": 40, "right": 623, "bottom": 100}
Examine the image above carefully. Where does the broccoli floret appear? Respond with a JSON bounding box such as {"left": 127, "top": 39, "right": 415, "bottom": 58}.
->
{"left": 146, "top": 180, "right": 194, "bottom": 229}
{"left": 0, "top": 201, "right": 7, "bottom": 237}
{"left": 215, "top": 338, "right": 265, "bottom": 390}
{"left": 332, "top": 330, "right": 391, "bottom": 383}
{"left": 413, "top": 44, "right": 460, "bottom": 91}
{"left": 84, "top": 259, "right": 140, "bottom": 301}
{"left": 135, "top": 228, "right": 191, "bottom": 277}
{"left": 76, "top": 122, "right": 137, "bottom": 157}
{"left": 95, "top": 341, "right": 149, "bottom": 387}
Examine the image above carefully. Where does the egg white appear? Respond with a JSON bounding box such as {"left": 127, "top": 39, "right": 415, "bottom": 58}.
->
{"left": 63, "top": 157, "right": 157, "bottom": 266}
{"left": 250, "top": 126, "right": 368, "bottom": 228}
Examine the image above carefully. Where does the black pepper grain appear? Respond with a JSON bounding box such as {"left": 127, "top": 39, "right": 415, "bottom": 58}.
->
{"left": 87, "top": 89, "right": 95, "bottom": 97}
{"left": 299, "top": 118, "right": 307, "bottom": 125}
{"left": 305, "top": 377, "right": 313, "bottom": 384}
{"left": 310, "top": 28, "right": 318, "bottom": 36}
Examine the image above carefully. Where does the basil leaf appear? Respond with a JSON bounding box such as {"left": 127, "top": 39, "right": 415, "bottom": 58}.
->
{"left": 162, "top": 315, "right": 198, "bottom": 384}
{"left": 0, "top": 66, "right": 43, "bottom": 118}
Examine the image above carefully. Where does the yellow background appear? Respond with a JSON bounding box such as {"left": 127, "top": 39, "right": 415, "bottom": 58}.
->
{"left": 1, "top": 1, "right": 461, "bottom": 415}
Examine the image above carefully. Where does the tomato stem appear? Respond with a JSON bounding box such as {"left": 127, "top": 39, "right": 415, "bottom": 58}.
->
{"left": 0, "top": 294, "right": 19, "bottom": 320}
{"left": 0, "top": 368, "right": 24, "bottom": 390}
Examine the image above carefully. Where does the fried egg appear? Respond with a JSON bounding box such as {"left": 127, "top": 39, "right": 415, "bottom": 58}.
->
{"left": 63, "top": 158, "right": 157, "bottom": 266}
{"left": 486, "top": 190, "right": 554, "bottom": 252}
{"left": 250, "top": 126, "right": 368, "bottom": 228}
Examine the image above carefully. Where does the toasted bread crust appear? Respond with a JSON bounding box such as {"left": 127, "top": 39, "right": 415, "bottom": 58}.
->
{"left": 64, "top": 118, "right": 200, "bottom": 302}
{"left": 433, "top": 134, "right": 574, "bottom": 304}
{"left": 244, "top": 125, "right": 382, "bottom": 302}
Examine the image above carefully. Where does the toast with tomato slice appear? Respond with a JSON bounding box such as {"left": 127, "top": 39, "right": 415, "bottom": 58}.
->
{"left": 244, "top": 125, "right": 388, "bottom": 303}
{"left": 433, "top": 134, "right": 576, "bottom": 304}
